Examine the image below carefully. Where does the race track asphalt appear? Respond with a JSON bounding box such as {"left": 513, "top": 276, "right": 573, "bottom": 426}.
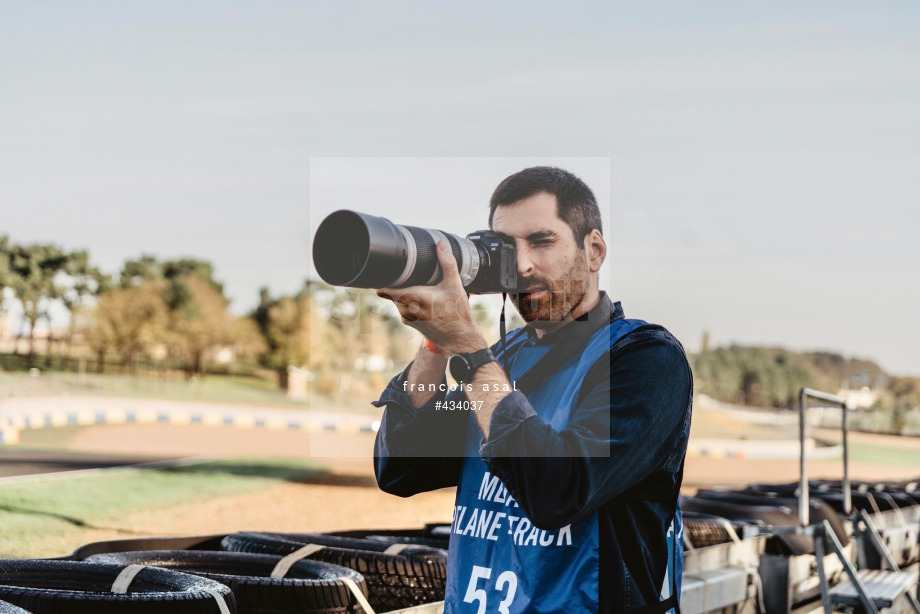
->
{"left": 0, "top": 448, "right": 174, "bottom": 479}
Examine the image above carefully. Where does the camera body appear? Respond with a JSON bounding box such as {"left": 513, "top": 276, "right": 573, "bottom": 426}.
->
{"left": 312, "top": 210, "right": 518, "bottom": 294}
{"left": 463, "top": 230, "right": 517, "bottom": 294}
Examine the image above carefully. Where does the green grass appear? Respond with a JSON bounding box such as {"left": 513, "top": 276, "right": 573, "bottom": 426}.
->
{"left": 0, "top": 371, "right": 381, "bottom": 414}
{"left": 0, "top": 371, "right": 301, "bottom": 407}
{"left": 0, "top": 458, "right": 328, "bottom": 558}
{"left": 846, "top": 443, "right": 920, "bottom": 470}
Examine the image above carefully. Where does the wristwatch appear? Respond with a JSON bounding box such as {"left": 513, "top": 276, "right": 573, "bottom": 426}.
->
{"left": 448, "top": 348, "right": 497, "bottom": 383}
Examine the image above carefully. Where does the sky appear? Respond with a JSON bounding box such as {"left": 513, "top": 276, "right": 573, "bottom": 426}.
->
{"left": 1, "top": 1, "right": 918, "bottom": 375}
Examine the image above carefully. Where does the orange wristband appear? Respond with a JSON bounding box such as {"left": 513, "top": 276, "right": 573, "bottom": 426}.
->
{"left": 422, "top": 338, "right": 445, "bottom": 355}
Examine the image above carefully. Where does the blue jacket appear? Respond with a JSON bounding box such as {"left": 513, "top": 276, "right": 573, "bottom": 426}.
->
{"left": 374, "top": 295, "right": 693, "bottom": 613}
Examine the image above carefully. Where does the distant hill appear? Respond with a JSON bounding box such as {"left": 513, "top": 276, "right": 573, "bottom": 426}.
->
{"left": 689, "top": 345, "right": 917, "bottom": 411}
{"left": 798, "top": 350, "right": 888, "bottom": 390}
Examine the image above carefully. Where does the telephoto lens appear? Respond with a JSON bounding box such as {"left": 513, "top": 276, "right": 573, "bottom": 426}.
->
{"left": 312, "top": 210, "right": 516, "bottom": 294}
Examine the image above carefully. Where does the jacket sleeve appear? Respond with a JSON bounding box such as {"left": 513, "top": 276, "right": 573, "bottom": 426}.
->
{"left": 479, "top": 331, "right": 692, "bottom": 530}
{"left": 372, "top": 362, "right": 468, "bottom": 497}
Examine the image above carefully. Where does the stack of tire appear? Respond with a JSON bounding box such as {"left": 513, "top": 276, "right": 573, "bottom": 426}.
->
{"left": 0, "top": 598, "right": 31, "bottom": 613}
{"left": 219, "top": 531, "right": 448, "bottom": 612}
{"left": 680, "top": 491, "right": 850, "bottom": 556}
{"left": 0, "top": 526, "right": 449, "bottom": 614}
{"left": 681, "top": 511, "right": 746, "bottom": 548}
{"left": 0, "top": 559, "right": 237, "bottom": 613}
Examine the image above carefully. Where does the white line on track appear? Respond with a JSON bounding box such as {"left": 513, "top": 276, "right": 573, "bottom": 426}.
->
{"left": 0, "top": 455, "right": 213, "bottom": 486}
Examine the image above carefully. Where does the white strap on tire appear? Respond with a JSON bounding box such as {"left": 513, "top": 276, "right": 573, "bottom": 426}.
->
{"left": 111, "top": 564, "right": 147, "bottom": 594}
{"left": 716, "top": 517, "right": 742, "bottom": 544}
{"left": 382, "top": 543, "right": 411, "bottom": 555}
{"left": 202, "top": 588, "right": 233, "bottom": 614}
{"left": 341, "top": 576, "right": 376, "bottom": 614}
{"left": 112, "top": 564, "right": 231, "bottom": 614}
{"left": 270, "top": 544, "right": 327, "bottom": 579}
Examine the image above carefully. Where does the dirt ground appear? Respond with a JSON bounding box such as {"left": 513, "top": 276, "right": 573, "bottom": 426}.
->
{"left": 41, "top": 473, "right": 457, "bottom": 558}
{"left": 60, "top": 421, "right": 920, "bottom": 489}
{"left": 18, "top": 419, "right": 920, "bottom": 557}
{"left": 24, "top": 423, "right": 457, "bottom": 557}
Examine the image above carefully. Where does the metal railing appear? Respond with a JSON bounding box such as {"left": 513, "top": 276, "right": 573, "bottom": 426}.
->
{"left": 798, "top": 387, "right": 851, "bottom": 527}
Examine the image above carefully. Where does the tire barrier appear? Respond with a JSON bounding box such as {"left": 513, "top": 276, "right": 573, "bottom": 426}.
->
{"left": 0, "top": 560, "right": 236, "bottom": 614}
{"left": 68, "top": 534, "right": 228, "bottom": 560}
{"left": 327, "top": 525, "right": 451, "bottom": 551}
{"left": 5, "top": 491, "right": 920, "bottom": 613}
{"left": 85, "top": 550, "right": 370, "bottom": 614}
{"left": 228, "top": 533, "right": 445, "bottom": 558}
{"left": 741, "top": 479, "right": 920, "bottom": 568}
{"left": 0, "top": 600, "right": 30, "bottom": 614}
{"left": 221, "top": 532, "right": 447, "bottom": 612}
{"left": 684, "top": 477, "right": 920, "bottom": 612}
{"left": 682, "top": 512, "right": 745, "bottom": 549}
{"left": 682, "top": 491, "right": 849, "bottom": 556}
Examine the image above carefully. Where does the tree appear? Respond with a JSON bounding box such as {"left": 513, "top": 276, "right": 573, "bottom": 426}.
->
{"left": 884, "top": 376, "right": 920, "bottom": 432}
{"left": 253, "top": 282, "right": 415, "bottom": 393}
{"left": 691, "top": 345, "right": 816, "bottom": 408}
{"left": 0, "top": 236, "right": 10, "bottom": 291}
{"left": 3, "top": 242, "right": 70, "bottom": 361}
{"left": 120, "top": 255, "right": 162, "bottom": 288}
{"left": 162, "top": 259, "right": 224, "bottom": 295}
{"left": 889, "top": 376, "right": 920, "bottom": 410}
{"left": 166, "top": 275, "right": 264, "bottom": 377}
{"left": 252, "top": 285, "right": 314, "bottom": 388}
{"left": 121, "top": 256, "right": 223, "bottom": 295}
{"left": 0, "top": 237, "right": 11, "bottom": 327}
{"left": 59, "top": 250, "right": 112, "bottom": 360}
{"left": 113, "top": 255, "right": 260, "bottom": 376}
{"left": 79, "top": 281, "right": 170, "bottom": 372}
{"left": 264, "top": 295, "right": 309, "bottom": 367}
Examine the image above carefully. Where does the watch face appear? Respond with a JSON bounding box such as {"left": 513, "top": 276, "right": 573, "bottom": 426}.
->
{"left": 449, "top": 354, "right": 471, "bottom": 383}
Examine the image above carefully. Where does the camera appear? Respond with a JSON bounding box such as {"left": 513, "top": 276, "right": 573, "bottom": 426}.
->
{"left": 312, "top": 210, "right": 517, "bottom": 294}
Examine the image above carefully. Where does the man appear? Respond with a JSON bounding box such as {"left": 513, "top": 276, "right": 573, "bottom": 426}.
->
{"left": 373, "top": 166, "right": 692, "bottom": 613}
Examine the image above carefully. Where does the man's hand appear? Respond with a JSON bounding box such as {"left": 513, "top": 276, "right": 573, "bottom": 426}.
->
{"left": 378, "top": 239, "right": 514, "bottom": 439}
{"left": 376, "top": 241, "right": 487, "bottom": 355}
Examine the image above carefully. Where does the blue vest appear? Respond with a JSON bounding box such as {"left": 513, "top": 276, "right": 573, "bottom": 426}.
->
{"left": 443, "top": 318, "right": 682, "bottom": 614}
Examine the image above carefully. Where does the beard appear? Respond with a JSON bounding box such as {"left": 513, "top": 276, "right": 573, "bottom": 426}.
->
{"left": 511, "top": 253, "right": 591, "bottom": 329}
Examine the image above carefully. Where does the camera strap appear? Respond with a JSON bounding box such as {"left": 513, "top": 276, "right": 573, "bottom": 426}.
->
{"left": 511, "top": 296, "right": 615, "bottom": 397}
{"left": 499, "top": 292, "right": 509, "bottom": 357}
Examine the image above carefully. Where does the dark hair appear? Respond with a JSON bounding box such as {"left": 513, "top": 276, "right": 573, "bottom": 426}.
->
{"left": 489, "top": 166, "right": 602, "bottom": 242}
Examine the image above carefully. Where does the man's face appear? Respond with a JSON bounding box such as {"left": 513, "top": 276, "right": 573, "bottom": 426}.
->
{"left": 491, "top": 191, "right": 593, "bottom": 329}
